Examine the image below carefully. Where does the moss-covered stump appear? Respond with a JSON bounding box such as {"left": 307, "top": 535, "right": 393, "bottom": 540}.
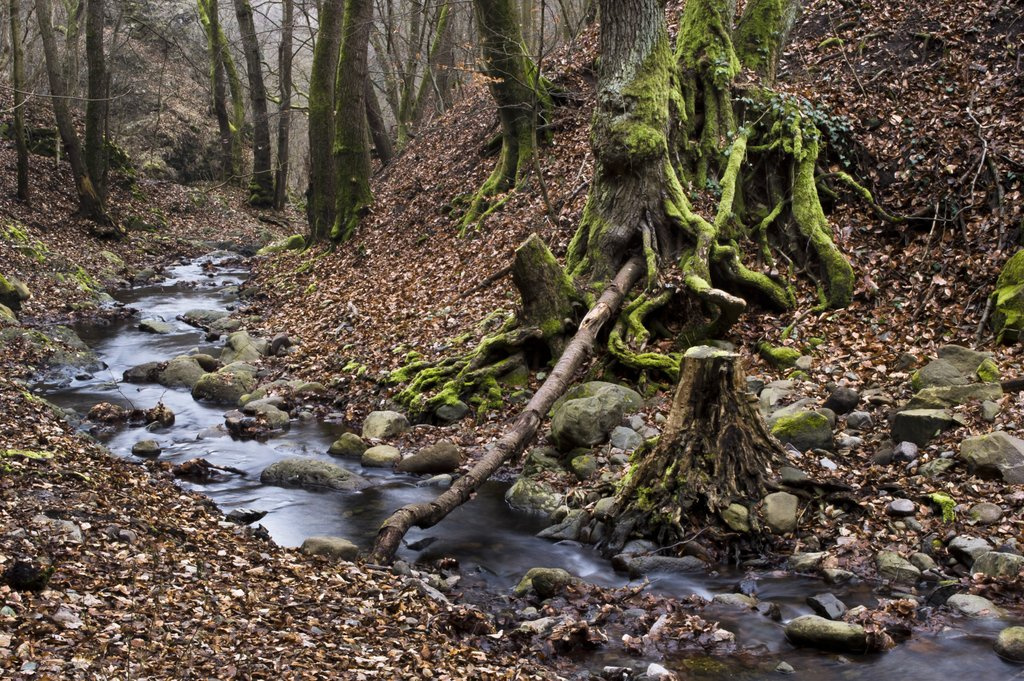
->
{"left": 992, "top": 249, "right": 1024, "bottom": 343}
{"left": 606, "top": 346, "right": 787, "bottom": 552}
{"left": 512, "top": 234, "right": 579, "bottom": 356}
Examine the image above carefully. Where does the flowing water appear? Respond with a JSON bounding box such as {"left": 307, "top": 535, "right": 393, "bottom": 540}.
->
{"left": 39, "top": 254, "right": 1022, "bottom": 680}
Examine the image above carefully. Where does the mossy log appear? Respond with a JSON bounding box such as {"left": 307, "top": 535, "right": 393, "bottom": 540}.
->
{"left": 605, "top": 346, "right": 786, "bottom": 552}
{"left": 369, "top": 257, "right": 644, "bottom": 564}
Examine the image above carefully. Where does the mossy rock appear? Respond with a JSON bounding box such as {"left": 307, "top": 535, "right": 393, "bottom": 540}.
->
{"left": 992, "top": 249, "right": 1024, "bottom": 343}
{"left": 191, "top": 369, "right": 257, "bottom": 405}
{"left": 0, "top": 273, "right": 31, "bottom": 311}
{"left": 906, "top": 383, "right": 1002, "bottom": 409}
{"left": 328, "top": 433, "right": 367, "bottom": 457}
{"left": 758, "top": 343, "right": 801, "bottom": 369}
{"left": 770, "top": 411, "right": 833, "bottom": 451}
{"left": 257, "top": 234, "right": 305, "bottom": 255}
{"left": 0, "top": 303, "right": 17, "bottom": 325}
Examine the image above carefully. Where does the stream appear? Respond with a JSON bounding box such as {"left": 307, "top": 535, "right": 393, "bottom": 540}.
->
{"left": 38, "top": 253, "right": 1022, "bottom": 680}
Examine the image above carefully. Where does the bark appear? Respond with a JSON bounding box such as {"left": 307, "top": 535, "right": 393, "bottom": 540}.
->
{"left": 735, "top": 0, "right": 802, "bottom": 85}
{"left": 198, "top": 0, "right": 233, "bottom": 180}
{"left": 199, "top": 0, "right": 244, "bottom": 182}
{"left": 84, "top": 0, "right": 107, "bottom": 199}
{"left": 369, "top": 256, "right": 644, "bottom": 564}
{"left": 331, "top": 0, "right": 374, "bottom": 242}
{"left": 273, "top": 0, "right": 293, "bottom": 209}
{"left": 61, "top": 0, "right": 83, "bottom": 96}
{"left": 9, "top": 0, "right": 29, "bottom": 202}
{"left": 35, "top": 0, "right": 107, "bottom": 222}
{"left": 606, "top": 346, "right": 786, "bottom": 550}
{"left": 365, "top": 79, "right": 394, "bottom": 165}
{"left": 305, "top": 0, "right": 343, "bottom": 241}
{"left": 233, "top": 0, "right": 274, "bottom": 206}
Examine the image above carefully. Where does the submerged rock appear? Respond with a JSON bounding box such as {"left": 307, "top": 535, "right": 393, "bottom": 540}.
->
{"left": 260, "top": 458, "right": 369, "bottom": 491}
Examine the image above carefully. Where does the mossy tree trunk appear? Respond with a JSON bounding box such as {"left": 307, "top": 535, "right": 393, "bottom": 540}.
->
{"left": 84, "top": 0, "right": 107, "bottom": 200}
{"left": 232, "top": 0, "right": 274, "bottom": 206}
{"left": 273, "top": 0, "right": 293, "bottom": 209}
{"left": 331, "top": 0, "right": 374, "bottom": 242}
{"left": 460, "top": 0, "right": 551, "bottom": 229}
{"left": 306, "top": 0, "right": 343, "bottom": 241}
{"left": 198, "top": 0, "right": 244, "bottom": 183}
{"left": 605, "top": 346, "right": 786, "bottom": 551}
{"left": 9, "top": 0, "right": 30, "bottom": 203}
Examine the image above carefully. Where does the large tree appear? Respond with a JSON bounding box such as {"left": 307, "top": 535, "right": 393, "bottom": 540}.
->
{"left": 306, "top": 0, "right": 344, "bottom": 240}
{"left": 273, "top": 0, "right": 293, "bottom": 209}
{"left": 198, "top": 0, "right": 245, "bottom": 183}
{"left": 84, "top": 0, "right": 107, "bottom": 199}
{"left": 9, "top": 0, "right": 30, "bottom": 203}
{"left": 232, "top": 0, "right": 274, "bottom": 205}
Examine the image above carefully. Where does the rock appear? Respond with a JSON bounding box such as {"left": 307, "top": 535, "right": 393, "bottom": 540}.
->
{"left": 537, "top": 509, "right": 586, "bottom": 541}
{"left": 912, "top": 358, "right": 970, "bottom": 391}
{"left": 156, "top": 356, "right": 208, "bottom": 388}
{"left": 835, "top": 434, "right": 863, "bottom": 450}
{"left": 180, "top": 308, "right": 229, "bottom": 329}
{"left": 891, "top": 409, "right": 955, "bottom": 447}
{"left": 328, "top": 433, "right": 367, "bottom": 457}
{"left": 721, "top": 503, "right": 750, "bottom": 532}
{"left": 746, "top": 377, "right": 765, "bottom": 395}
{"left": 514, "top": 567, "right": 577, "bottom": 598}
{"left": 759, "top": 344, "right": 801, "bottom": 369}
{"left": 550, "top": 383, "right": 643, "bottom": 451}
{"left": 434, "top": 400, "right": 469, "bottom": 423}
{"left": 209, "top": 316, "right": 242, "bottom": 335}
{"left": 0, "top": 302, "right": 18, "bottom": 324}
{"left": 225, "top": 508, "right": 266, "bottom": 524}
{"left": 789, "top": 552, "right": 826, "bottom": 572}
{"left": 906, "top": 383, "right": 1003, "bottom": 409}
{"left": 887, "top": 499, "right": 917, "bottom": 516}
{"left": 361, "top": 410, "right": 410, "bottom": 440}
{"left": 770, "top": 411, "right": 833, "bottom": 452}
{"left": 300, "top": 536, "right": 359, "bottom": 561}
{"left": 824, "top": 387, "right": 860, "bottom": 414}
{"left": 523, "top": 446, "right": 563, "bottom": 475}
{"left": 269, "top": 332, "right": 292, "bottom": 356}
{"left": 712, "top": 593, "right": 757, "bottom": 608}
{"left": 972, "top": 551, "right": 1024, "bottom": 579}
{"left": 779, "top": 466, "right": 808, "bottom": 484}
{"left": 517, "top": 617, "right": 557, "bottom": 635}
{"left": 644, "top": 662, "right": 674, "bottom": 680}
{"left": 959, "top": 431, "right": 1024, "bottom": 483}
{"left": 795, "top": 355, "right": 813, "bottom": 371}
{"left": 241, "top": 399, "right": 290, "bottom": 429}
{"left": 823, "top": 569, "right": 857, "bottom": 585}
{"left": 891, "top": 441, "right": 919, "bottom": 463}
{"left": 192, "top": 369, "right": 256, "bottom": 405}
{"left": 396, "top": 440, "right": 462, "bottom": 474}
{"left": 0, "top": 273, "right": 31, "bottom": 310}
{"left": 418, "top": 474, "right": 452, "bottom": 488}
{"left": 846, "top": 411, "right": 873, "bottom": 430}
{"left": 937, "top": 345, "right": 996, "bottom": 378}
{"left": 123, "top": 361, "right": 162, "bottom": 383}
{"left": 191, "top": 353, "right": 221, "bottom": 372}
{"left": 765, "top": 398, "right": 814, "bottom": 425}
{"left": 876, "top": 551, "right": 921, "bottom": 583}
{"left": 257, "top": 234, "right": 306, "bottom": 255}
{"left": 785, "top": 615, "right": 867, "bottom": 653}
{"left": 775, "top": 662, "right": 795, "bottom": 674}
{"left": 968, "top": 502, "right": 1003, "bottom": 525}
{"left": 362, "top": 445, "right": 401, "bottom": 468}
{"left": 260, "top": 458, "right": 369, "bottom": 491}
{"left": 220, "top": 330, "right": 268, "bottom": 364}
{"left": 505, "top": 477, "right": 561, "bottom": 515}
{"left": 569, "top": 453, "right": 597, "bottom": 480}
{"left": 763, "top": 492, "right": 799, "bottom": 533}
{"left": 139, "top": 318, "right": 173, "bottom": 334}
{"left": 131, "top": 439, "right": 161, "bottom": 457}
{"left": 982, "top": 400, "right": 1002, "bottom": 422}
{"left": 609, "top": 426, "right": 643, "bottom": 451}
{"left": 949, "top": 536, "right": 992, "bottom": 566}
{"left": 946, "top": 594, "right": 1004, "bottom": 618}
{"left": 807, "top": 593, "right": 847, "bottom": 620}
{"left": 611, "top": 554, "right": 707, "bottom": 578}
{"left": 995, "top": 626, "right": 1024, "bottom": 662}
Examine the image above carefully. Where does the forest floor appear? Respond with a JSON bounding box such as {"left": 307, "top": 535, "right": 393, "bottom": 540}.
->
{"left": 2, "top": 0, "right": 1024, "bottom": 678}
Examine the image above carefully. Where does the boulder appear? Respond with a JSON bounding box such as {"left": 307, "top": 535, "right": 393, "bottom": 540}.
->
{"left": 890, "top": 409, "right": 955, "bottom": 447}
{"left": 784, "top": 615, "right": 867, "bottom": 653}
{"left": 0, "top": 273, "right": 31, "bottom": 311}
{"left": 241, "top": 399, "right": 290, "bottom": 429}
{"left": 131, "top": 440, "right": 161, "bottom": 457}
{"left": 180, "top": 308, "right": 229, "bottom": 329}
{"left": 139, "top": 319, "right": 174, "bottom": 334}
{"left": 551, "top": 381, "right": 643, "bottom": 413}
{"left": 823, "top": 387, "right": 860, "bottom": 415}
{"left": 876, "top": 551, "right": 921, "bottom": 583}
{"left": 220, "top": 330, "right": 268, "bottom": 364}
{"left": 995, "top": 626, "right": 1024, "bottom": 662}
{"left": 959, "top": 431, "right": 1024, "bottom": 483}
{"left": 514, "top": 567, "right": 577, "bottom": 599}
{"left": 946, "top": 594, "right": 1004, "bottom": 618}
{"left": 328, "top": 433, "right": 367, "bottom": 457}
{"left": 770, "top": 412, "right": 832, "bottom": 452}
{"left": 763, "top": 492, "right": 799, "bottom": 533}
{"left": 361, "top": 445, "right": 401, "bottom": 468}
{"left": 260, "top": 458, "right": 369, "bottom": 491}
{"left": 912, "top": 359, "right": 970, "bottom": 390}
{"left": 505, "top": 477, "right": 561, "bottom": 515}
{"left": 396, "top": 440, "right": 462, "bottom": 474}
{"left": 937, "top": 344, "right": 996, "bottom": 379}
{"left": 949, "top": 536, "right": 992, "bottom": 566}
{"left": 972, "top": 552, "right": 1024, "bottom": 579}
{"left": 906, "top": 383, "right": 1003, "bottom": 410}
{"left": 192, "top": 369, "right": 256, "bottom": 405}
{"left": 156, "top": 356, "right": 207, "bottom": 388}
{"left": 300, "top": 536, "right": 359, "bottom": 561}
{"left": 361, "top": 410, "right": 410, "bottom": 440}
{"left": 550, "top": 383, "right": 642, "bottom": 451}
{"left": 123, "top": 361, "right": 162, "bottom": 383}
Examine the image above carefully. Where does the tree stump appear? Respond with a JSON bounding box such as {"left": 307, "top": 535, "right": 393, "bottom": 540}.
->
{"left": 607, "top": 345, "right": 786, "bottom": 551}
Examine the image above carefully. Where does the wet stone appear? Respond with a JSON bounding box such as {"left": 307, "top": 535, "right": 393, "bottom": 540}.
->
{"left": 807, "top": 593, "right": 847, "bottom": 620}
{"left": 226, "top": 508, "right": 267, "bottom": 524}
{"left": 131, "top": 439, "right": 161, "bottom": 457}
{"left": 995, "top": 626, "right": 1024, "bottom": 662}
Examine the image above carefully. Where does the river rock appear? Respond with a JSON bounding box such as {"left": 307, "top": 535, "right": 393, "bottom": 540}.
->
{"left": 959, "top": 431, "right": 1024, "bottom": 483}
{"left": 949, "top": 536, "right": 992, "bottom": 566}
{"left": 139, "top": 318, "right": 173, "bottom": 334}
{"left": 784, "top": 615, "right": 867, "bottom": 653}
{"left": 192, "top": 368, "right": 256, "bottom": 405}
{"left": 209, "top": 316, "right": 242, "bottom": 335}
{"left": 770, "top": 411, "right": 832, "bottom": 452}
{"left": 946, "top": 594, "right": 1004, "bottom": 618}
{"left": 609, "top": 426, "right": 643, "bottom": 451}
{"left": 157, "top": 356, "right": 207, "bottom": 388}
{"left": 807, "top": 593, "right": 847, "bottom": 620}
{"left": 712, "top": 593, "right": 757, "bottom": 608}
{"left": 241, "top": 399, "right": 290, "bottom": 429}
{"left": 891, "top": 409, "right": 955, "bottom": 447}
{"left": 220, "top": 330, "right": 268, "bottom": 364}
{"left": 361, "top": 410, "right": 409, "bottom": 439}
{"left": 523, "top": 446, "right": 563, "bottom": 475}
{"left": 968, "top": 502, "right": 1003, "bottom": 525}
{"left": 131, "top": 439, "right": 161, "bottom": 457}
{"left": 192, "top": 353, "right": 222, "bottom": 372}
{"left": 611, "top": 554, "right": 706, "bottom": 578}
{"left": 938, "top": 344, "right": 997, "bottom": 379}
{"left": 721, "top": 503, "right": 750, "bottom": 532}
{"left": 123, "top": 361, "right": 162, "bottom": 383}
{"left": 260, "top": 458, "right": 369, "bottom": 491}
{"left": 972, "top": 551, "right": 1024, "bottom": 579}
{"left": 763, "top": 492, "right": 799, "bottom": 533}
{"left": 790, "top": 552, "right": 828, "bottom": 573}
{"left": 569, "top": 453, "right": 597, "bottom": 480}
{"left": 876, "top": 551, "right": 921, "bottom": 583}
{"left": 514, "top": 567, "right": 578, "bottom": 599}
{"left": 397, "top": 440, "right": 462, "bottom": 474}
{"left": 300, "top": 536, "right": 359, "bottom": 561}
{"left": 505, "top": 477, "right": 561, "bottom": 515}
{"left": 225, "top": 508, "right": 266, "bottom": 524}
{"left": 537, "top": 509, "right": 586, "bottom": 541}
{"left": 995, "top": 626, "right": 1024, "bottom": 662}
{"left": 328, "top": 433, "right": 367, "bottom": 457}
{"left": 362, "top": 445, "right": 401, "bottom": 468}
{"left": 550, "top": 384, "right": 642, "bottom": 451}
{"left": 180, "top": 308, "right": 229, "bottom": 329}
{"left": 824, "top": 387, "right": 860, "bottom": 414}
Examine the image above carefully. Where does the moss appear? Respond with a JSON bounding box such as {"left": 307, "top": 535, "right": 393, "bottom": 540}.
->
{"left": 928, "top": 492, "right": 956, "bottom": 523}
{"left": 758, "top": 342, "right": 800, "bottom": 369}
{"left": 770, "top": 411, "right": 829, "bottom": 440}
{"left": 817, "top": 37, "right": 844, "bottom": 50}
{"left": 1, "top": 449, "right": 53, "bottom": 461}
{"left": 976, "top": 358, "right": 1000, "bottom": 383}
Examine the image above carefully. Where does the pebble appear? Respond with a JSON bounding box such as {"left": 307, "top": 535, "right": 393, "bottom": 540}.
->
{"left": 886, "top": 499, "right": 917, "bottom": 517}
{"left": 775, "top": 661, "right": 795, "bottom": 674}
{"left": 819, "top": 457, "right": 838, "bottom": 471}
{"left": 893, "top": 441, "right": 918, "bottom": 462}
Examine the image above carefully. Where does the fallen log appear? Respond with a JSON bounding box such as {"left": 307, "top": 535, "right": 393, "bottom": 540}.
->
{"left": 368, "top": 256, "right": 645, "bottom": 564}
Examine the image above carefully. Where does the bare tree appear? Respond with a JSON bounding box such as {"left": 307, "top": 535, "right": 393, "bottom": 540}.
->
{"left": 232, "top": 0, "right": 274, "bottom": 205}
{"left": 8, "top": 0, "right": 30, "bottom": 202}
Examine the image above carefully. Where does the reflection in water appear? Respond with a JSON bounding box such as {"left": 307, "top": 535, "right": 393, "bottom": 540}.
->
{"left": 42, "top": 254, "right": 1019, "bottom": 680}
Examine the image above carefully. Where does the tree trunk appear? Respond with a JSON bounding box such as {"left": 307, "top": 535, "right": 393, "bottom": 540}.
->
{"left": 198, "top": 0, "right": 233, "bottom": 180}
{"left": 273, "top": 0, "right": 293, "bottom": 209}
{"left": 35, "top": 0, "right": 107, "bottom": 223}
{"left": 331, "top": 0, "right": 374, "bottom": 242}
{"left": 365, "top": 79, "right": 393, "bottom": 165}
{"left": 735, "top": 0, "right": 802, "bottom": 85}
{"left": 606, "top": 346, "right": 786, "bottom": 551}
{"left": 84, "top": 0, "right": 107, "bottom": 200}
{"left": 61, "top": 0, "right": 83, "bottom": 96}
{"left": 306, "top": 0, "right": 343, "bottom": 241}
{"left": 512, "top": 234, "right": 578, "bottom": 356}
{"left": 233, "top": 0, "right": 274, "bottom": 205}
{"left": 369, "top": 256, "right": 644, "bottom": 564}
{"left": 9, "top": 0, "right": 29, "bottom": 203}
